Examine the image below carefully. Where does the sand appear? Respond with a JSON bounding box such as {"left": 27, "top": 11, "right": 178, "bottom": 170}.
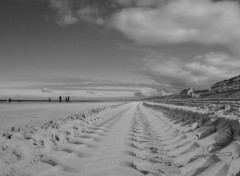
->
{"left": 1, "top": 101, "right": 240, "bottom": 175}
{"left": 0, "top": 102, "right": 118, "bottom": 130}
{"left": 144, "top": 102, "right": 240, "bottom": 176}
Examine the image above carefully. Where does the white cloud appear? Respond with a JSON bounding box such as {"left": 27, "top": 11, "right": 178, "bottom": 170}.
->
{"left": 41, "top": 88, "right": 52, "bottom": 93}
{"left": 33, "top": 0, "right": 240, "bottom": 94}
{"left": 141, "top": 51, "right": 240, "bottom": 92}
{"left": 185, "top": 52, "right": 240, "bottom": 79}
{"left": 158, "top": 90, "right": 172, "bottom": 96}
{"left": 111, "top": 0, "right": 240, "bottom": 50}
{"left": 139, "top": 88, "right": 159, "bottom": 96}
{"left": 195, "top": 52, "right": 240, "bottom": 69}
{"left": 134, "top": 88, "right": 161, "bottom": 97}
{"left": 111, "top": 0, "right": 240, "bottom": 92}
{"left": 1, "top": 77, "right": 162, "bottom": 98}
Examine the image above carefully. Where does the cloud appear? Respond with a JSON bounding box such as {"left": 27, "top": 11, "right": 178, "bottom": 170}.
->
{"left": 57, "top": 14, "right": 78, "bottom": 26}
{"left": 114, "top": 0, "right": 133, "bottom": 6}
{"left": 111, "top": 0, "right": 240, "bottom": 50}
{"left": 194, "top": 52, "right": 240, "bottom": 70}
{"left": 11, "top": 77, "right": 163, "bottom": 97}
{"left": 86, "top": 91, "right": 95, "bottom": 94}
{"left": 42, "top": 0, "right": 167, "bottom": 26}
{"left": 44, "top": 0, "right": 105, "bottom": 26}
{"left": 26, "top": 77, "right": 161, "bottom": 91}
{"left": 22, "top": 0, "right": 240, "bottom": 95}
{"left": 134, "top": 88, "right": 160, "bottom": 97}
{"left": 158, "top": 90, "right": 172, "bottom": 96}
{"left": 47, "top": 0, "right": 78, "bottom": 26}
{"left": 40, "top": 0, "right": 240, "bottom": 52}
{"left": 41, "top": 88, "right": 52, "bottom": 93}
{"left": 140, "top": 51, "right": 240, "bottom": 92}
{"left": 113, "top": 0, "right": 164, "bottom": 7}
{"left": 76, "top": 6, "right": 105, "bottom": 25}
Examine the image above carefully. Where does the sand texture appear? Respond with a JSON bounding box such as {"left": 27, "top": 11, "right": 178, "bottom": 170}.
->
{"left": 1, "top": 101, "right": 240, "bottom": 175}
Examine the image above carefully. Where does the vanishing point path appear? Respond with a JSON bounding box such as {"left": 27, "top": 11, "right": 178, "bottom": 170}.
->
{"left": 38, "top": 102, "right": 175, "bottom": 176}
{"left": 74, "top": 102, "right": 142, "bottom": 176}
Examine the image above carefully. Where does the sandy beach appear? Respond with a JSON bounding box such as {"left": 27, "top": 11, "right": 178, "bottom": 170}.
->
{"left": 3, "top": 0, "right": 240, "bottom": 175}
{"left": 1, "top": 101, "right": 240, "bottom": 175}
{"left": 0, "top": 102, "right": 118, "bottom": 130}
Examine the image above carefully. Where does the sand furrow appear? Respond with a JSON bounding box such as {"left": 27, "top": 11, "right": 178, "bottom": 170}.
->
{"left": 0, "top": 102, "right": 136, "bottom": 176}
{"left": 143, "top": 102, "right": 240, "bottom": 176}
{"left": 2, "top": 101, "right": 240, "bottom": 176}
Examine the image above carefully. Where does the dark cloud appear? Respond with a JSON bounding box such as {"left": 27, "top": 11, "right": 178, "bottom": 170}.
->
{"left": 38, "top": 0, "right": 119, "bottom": 26}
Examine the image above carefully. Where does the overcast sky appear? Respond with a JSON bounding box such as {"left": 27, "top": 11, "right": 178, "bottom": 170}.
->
{"left": 1, "top": 0, "right": 240, "bottom": 99}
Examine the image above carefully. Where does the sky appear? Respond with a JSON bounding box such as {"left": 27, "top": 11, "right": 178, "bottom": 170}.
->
{"left": 1, "top": 0, "right": 240, "bottom": 99}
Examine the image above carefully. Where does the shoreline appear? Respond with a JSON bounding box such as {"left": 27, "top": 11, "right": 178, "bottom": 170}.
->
{"left": 0, "top": 102, "right": 122, "bottom": 130}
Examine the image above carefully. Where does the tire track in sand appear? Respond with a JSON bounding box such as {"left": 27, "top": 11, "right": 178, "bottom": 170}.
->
{"left": 34, "top": 103, "right": 129, "bottom": 176}
{"left": 38, "top": 102, "right": 144, "bottom": 176}
{"left": 125, "top": 104, "right": 180, "bottom": 176}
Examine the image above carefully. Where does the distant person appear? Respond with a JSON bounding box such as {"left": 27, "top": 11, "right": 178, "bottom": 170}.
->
{"left": 49, "top": 98, "right": 51, "bottom": 103}
{"left": 65, "top": 97, "right": 68, "bottom": 102}
{"left": 59, "top": 96, "right": 62, "bottom": 103}
{"left": 68, "top": 96, "right": 70, "bottom": 103}
{"left": 8, "top": 98, "right": 11, "bottom": 104}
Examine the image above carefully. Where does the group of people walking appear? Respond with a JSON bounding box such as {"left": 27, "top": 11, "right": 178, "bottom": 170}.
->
{"left": 58, "top": 96, "right": 70, "bottom": 103}
{"left": 48, "top": 96, "right": 71, "bottom": 103}
{"left": 49, "top": 96, "right": 71, "bottom": 103}
{"left": 7, "top": 96, "right": 71, "bottom": 103}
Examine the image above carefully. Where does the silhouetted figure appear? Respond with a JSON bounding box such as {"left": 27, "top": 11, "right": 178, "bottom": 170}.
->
{"left": 8, "top": 98, "right": 11, "bottom": 104}
{"left": 68, "top": 96, "right": 70, "bottom": 103}
{"left": 59, "top": 96, "right": 62, "bottom": 103}
{"left": 65, "top": 97, "right": 68, "bottom": 102}
{"left": 49, "top": 98, "right": 51, "bottom": 103}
